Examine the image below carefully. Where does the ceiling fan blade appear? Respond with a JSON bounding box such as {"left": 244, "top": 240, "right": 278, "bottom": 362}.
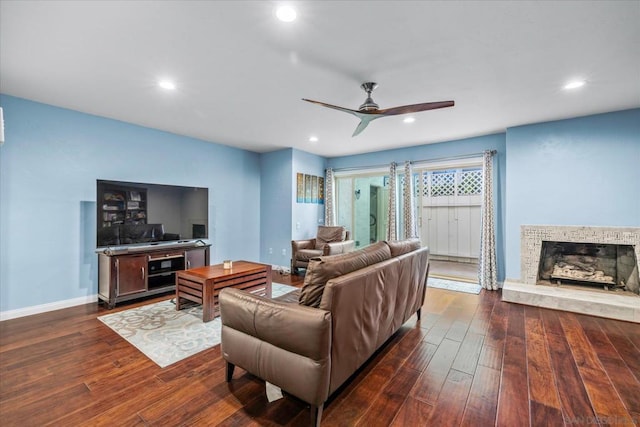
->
{"left": 302, "top": 99, "right": 364, "bottom": 117}
{"left": 352, "top": 116, "right": 379, "bottom": 137}
{"left": 377, "top": 100, "right": 455, "bottom": 116}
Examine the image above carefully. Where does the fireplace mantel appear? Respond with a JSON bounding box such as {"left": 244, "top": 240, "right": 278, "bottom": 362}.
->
{"left": 503, "top": 225, "right": 640, "bottom": 323}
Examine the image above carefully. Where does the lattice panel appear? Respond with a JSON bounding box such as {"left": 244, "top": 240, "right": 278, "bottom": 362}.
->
{"left": 458, "top": 168, "right": 482, "bottom": 195}
{"left": 431, "top": 171, "right": 456, "bottom": 196}
{"left": 422, "top": 173, "right": 430, "bottom": 197}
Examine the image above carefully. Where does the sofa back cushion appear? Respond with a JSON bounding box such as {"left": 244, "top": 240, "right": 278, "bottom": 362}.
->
{"left": 315, "top": 226, "right": 346, "bottom": 250}
{"left": 385, "top": 238, "right": 421, "bottom": 257}
{"left": 299, "top": 241, "right": 391, "bottom": 308}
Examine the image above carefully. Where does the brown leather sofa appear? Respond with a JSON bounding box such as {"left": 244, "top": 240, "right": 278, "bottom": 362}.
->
{"left": 291, "top": 225, "right": 355, "bottom": 274}
{"left": 219, "top": 238, "right": 429, "bottom": 426}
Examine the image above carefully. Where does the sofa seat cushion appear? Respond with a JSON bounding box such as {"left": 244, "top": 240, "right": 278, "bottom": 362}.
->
{"left": 299, "top": 241, "right": 392, "bottom": 308}
{"left": 386, "top": 238, "right": 422, "bottom": 257}
{"left": 315, "top": 226, "right": 346, "bottom": 250}
{"left": 296, "top": 248, "right": 324, "bottom": 262}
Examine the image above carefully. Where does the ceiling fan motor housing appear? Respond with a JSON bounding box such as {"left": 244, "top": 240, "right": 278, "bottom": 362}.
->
{"left": 359, "top": 82, "right": 379, "bottom": 111}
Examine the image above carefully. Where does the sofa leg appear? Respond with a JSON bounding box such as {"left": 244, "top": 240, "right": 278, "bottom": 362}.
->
{"left": 416, "top": 307, "right": 422, "bottom": 320}
{"left": 310, "top": 404, "right": 323, "bottom": 427}
{"left": 225, "top": 361, "right": 235, "bottom": 382}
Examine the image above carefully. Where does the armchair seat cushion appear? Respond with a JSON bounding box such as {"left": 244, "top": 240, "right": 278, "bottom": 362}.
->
{"left": 296, "top": 248, "right": 324, "bottom": 263}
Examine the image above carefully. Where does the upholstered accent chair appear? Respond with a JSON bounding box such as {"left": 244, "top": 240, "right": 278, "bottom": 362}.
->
{"left": 291, "top": 226, "right": 355, "bottom": 274}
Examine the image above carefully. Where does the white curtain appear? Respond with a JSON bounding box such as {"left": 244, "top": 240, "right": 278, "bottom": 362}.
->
{"left": 386, "top": 162, "right": 397, "bottom": 240}
{"left": 402, "top": 161, "right": 417, "bottom": 239}
{"left": 479, "top": 150, "right": 498, "bottom": 290}
{"left": 324, "top": 168, "right": 335, "bottom": 226}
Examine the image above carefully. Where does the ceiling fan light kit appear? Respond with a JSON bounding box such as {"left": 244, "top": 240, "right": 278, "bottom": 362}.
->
{"left": 303, "top": 82, "right": 454, "bottom": 137}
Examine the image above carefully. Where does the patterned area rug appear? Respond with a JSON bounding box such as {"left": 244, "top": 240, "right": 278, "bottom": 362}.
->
{"left": 427, "top": 277, "right": 482, "bottom": 294}
{"left": 98, "top": 283, "right": 298, "bottom": 368}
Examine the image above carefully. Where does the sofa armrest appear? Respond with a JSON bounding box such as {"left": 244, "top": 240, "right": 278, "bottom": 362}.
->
{"left": 323, "top": 239, "right": 356, "bottom": 256}
{"left": 219, "top": 288, "right": 332, "bottom": 406}
{"left": 292, "top": 238, "right": 316, "bottom": 251}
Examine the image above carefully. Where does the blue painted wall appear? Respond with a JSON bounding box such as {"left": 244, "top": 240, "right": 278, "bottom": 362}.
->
{"left": 504, "top": 109, "right": 640, "bottom": 279}
{"left": 258, "top": 148, "right": 325, "bottom": 268}
{"left": 0, "top": 95, "right": 261, "bottom": 312}
{"left": 327, "top": 133, "right": 508, "bottom": 282}
{"left": 259, "top": 148, "right": 293, "bottom": 267}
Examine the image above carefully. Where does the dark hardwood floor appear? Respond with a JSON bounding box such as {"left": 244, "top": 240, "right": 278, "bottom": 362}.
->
{"left": 1, "top": 271, "right": 639, "bottom": 426}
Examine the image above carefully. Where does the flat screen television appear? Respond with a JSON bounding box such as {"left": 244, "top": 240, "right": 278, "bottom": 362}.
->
{"left": 97, "top": 179, "right": 209, "bottom": 248}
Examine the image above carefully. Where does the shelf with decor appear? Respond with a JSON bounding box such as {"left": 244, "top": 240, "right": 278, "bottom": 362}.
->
{"left": 98, "top": 183, "right": 147, "bottom": 229}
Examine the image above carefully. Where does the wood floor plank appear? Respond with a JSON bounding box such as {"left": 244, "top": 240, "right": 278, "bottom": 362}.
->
{"left": 468, "top": 292, "right": 496, "bottom": 336}
{"left": 451, "top": 332, "right": 484, "bottom": 375}
{"left": 2, "top": 382, "right": 92, "bottom": 425}
{"left": 426, "top": 369, "right": 474, "bottom": 426}
{"left": 410, "top": 338, "right": 461, "bottom": 404}
{"left": 403, "top": 340, "right": 438, "bottom": 372}
{"left": 423, "top": 312, "right": 456, "bottom": 345}
{"left": 460, "top": 365, "right": 500, "bottom": 427}
{"left": 355, "top": 365, "right": 421, "bottom": 426}
{"left": 484, "top": 299, "right": 508, "bottom": 348}
{"left": 477, "top": 344, "right": 503, "bottom": 370}
{"left": 543, "top": 310, "right": 597, "bottom": 424}
{"left": 530, "top": 400, "right": 565, "bottom": 427}
{"left": 496, "top": 305, "right": 529, "bottom": 427}
{"left": 524, "top": 306, "right": 562, "bottom": 411}
{"left": 57, "top": 377, "right": 172, "bottom": 425}
{"left": 390, "top": 396, "right": 434, "bottom": 426}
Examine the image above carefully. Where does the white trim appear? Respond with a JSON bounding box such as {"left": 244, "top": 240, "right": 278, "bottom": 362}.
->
{"left": 271, "top": 264, "right": 291, "bottom": 274}
{"left": 413, "top": 156, "right": 482, "bottom": 171}
{"left": 0, "top": 294, "right": 99, "bottom": 321}
{"left": 333, "top": 166, "right": 390, "bottom": 177}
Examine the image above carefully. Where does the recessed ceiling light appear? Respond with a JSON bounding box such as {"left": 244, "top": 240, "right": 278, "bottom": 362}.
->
{"left": 309, "top": 136, "right": 318, "bottom": 142}
{"left": 563, "top": 80, "right": 586, "bottom": 90}
{"left": 276, "top": 5, "right": 297, "bottom": 22}
{"left": 403, "top": 117, "right": 415, "bottom": 123}
{"left": 158, "top": 80, "right": 176, "bottom": 90}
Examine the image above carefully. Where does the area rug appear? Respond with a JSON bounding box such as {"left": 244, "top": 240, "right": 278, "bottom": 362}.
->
{"left": 427, "top": 277, "right": 482, "bottom": 294}
{"left": 98, "top": 283, "right": 298, "bottom": 368}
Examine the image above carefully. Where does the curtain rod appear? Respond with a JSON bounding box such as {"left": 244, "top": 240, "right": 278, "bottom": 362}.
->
{"left": 328, "top": 150, "right": 496, "bottom": 173}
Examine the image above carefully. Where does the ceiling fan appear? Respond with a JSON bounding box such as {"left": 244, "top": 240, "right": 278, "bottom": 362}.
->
{"left": 302, "top": 82, "right": 454, "bottom": 137}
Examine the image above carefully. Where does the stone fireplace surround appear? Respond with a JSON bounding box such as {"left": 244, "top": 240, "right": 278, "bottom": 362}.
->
{"left": 502, "top": 225, "right": 640, "bottom": 323}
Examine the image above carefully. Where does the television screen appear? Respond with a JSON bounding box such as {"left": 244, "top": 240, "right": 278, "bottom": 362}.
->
{"left": 97, "top": 179, "right": 209, "bottom": 247}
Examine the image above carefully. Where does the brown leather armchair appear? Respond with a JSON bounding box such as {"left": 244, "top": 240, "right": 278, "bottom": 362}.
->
{"left": 291, "top": 225, "right": 355, "bottom": 274}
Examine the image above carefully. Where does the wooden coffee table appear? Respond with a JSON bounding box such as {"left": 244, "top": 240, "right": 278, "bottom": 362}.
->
{"left": 175, "top": 260, "right": 272, "bottom": 322}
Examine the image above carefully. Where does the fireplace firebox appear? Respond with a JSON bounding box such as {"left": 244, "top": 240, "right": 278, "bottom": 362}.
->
{"left": 537, "top": 241, "right": 639, "bottom": 294}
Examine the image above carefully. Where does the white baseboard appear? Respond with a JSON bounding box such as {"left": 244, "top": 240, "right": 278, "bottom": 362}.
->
{"left": 0, "top": 294, "right": 99, "bottom": 321}
{"left": 271, "top": 264, "right": 291, "bottom": 274}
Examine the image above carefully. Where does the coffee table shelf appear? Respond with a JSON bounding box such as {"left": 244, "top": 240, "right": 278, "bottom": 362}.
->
{"left": 175, "top": 260, "right": 272, "bottom": 322}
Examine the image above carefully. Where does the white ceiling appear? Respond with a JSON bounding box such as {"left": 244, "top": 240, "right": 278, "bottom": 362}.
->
{"left": 1, "top": 1, "right": 639, "bottom": 157}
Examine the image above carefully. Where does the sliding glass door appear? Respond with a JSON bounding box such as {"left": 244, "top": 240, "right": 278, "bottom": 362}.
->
{"left": 335, "top": 173, "right": 389, "bottom": 249}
